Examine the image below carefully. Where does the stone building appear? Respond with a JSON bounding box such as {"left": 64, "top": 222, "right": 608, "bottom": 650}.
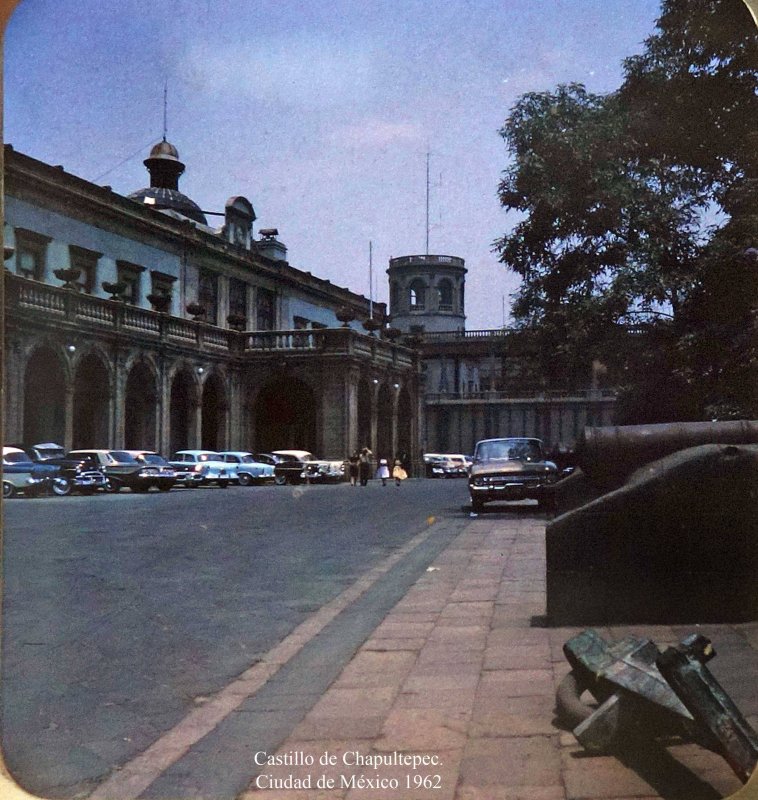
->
{"left": 386, "top": 253, "right": 615, "bottom": 456}
{"left": 3, "top": 142, "right": 420, "bottom": 462}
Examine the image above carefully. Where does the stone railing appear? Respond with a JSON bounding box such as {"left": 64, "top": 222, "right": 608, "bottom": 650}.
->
{"left": 425, "top": 388, "right": 617, "bottom": 402}
{"left": 6, "top": 272, "right": 414, "bottom": 365}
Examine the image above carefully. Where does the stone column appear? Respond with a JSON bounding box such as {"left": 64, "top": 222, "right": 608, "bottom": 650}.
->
{"left": 158, "top": 358, "right": 170, "bottom": 455}
{"left": 112, "top": 352, "right": 126, "bottom": 448}
{"left": 63, "top": 383, "right": 74, "bottom": 452}
{"left": 319, "top": 364, "right": 350, "bottom": 458}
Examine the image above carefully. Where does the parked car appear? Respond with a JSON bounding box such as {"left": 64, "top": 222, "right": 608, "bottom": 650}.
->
{"left": 251, "top": 453, "right": 282, "bottom": 467}
{"left": 468, "top": 437, "right": 558, "bottom": 512}
{"left": 272, "top": 450, "right": 345, "bottom": 485}
{"left": 19, "top": 442, "right": 109, "bottom": 495}
{"left": 423, "top": 452, "right": 471, "bottom": 478}
{"left": 218, "top": 452, "right": 275, "bottom": 485}
{"left": 168, "top": 451, "right": 235, "bottom": 487}
{"left": 123, "top": 451, "right": 178, "bottom": 492}
{"left": 67, "top": 449, "right": 174, "bottom": 493}
{"left": 2, "top": 446, "right": 59, "bottom": 498}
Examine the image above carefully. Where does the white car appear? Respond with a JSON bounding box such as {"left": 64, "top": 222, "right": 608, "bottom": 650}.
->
{"left": 272, "top": 450, "right": 345, "bottom": 485}
{"left": 218, "top": 452, "right": 275, "bottom": 485}
{"left": 169, "top": 450, "right": 236, "bottom": 487}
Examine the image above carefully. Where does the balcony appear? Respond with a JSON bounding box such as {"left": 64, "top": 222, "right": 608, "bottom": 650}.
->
{"left": 5, "top": 272, "right": 415, "bottom": 369}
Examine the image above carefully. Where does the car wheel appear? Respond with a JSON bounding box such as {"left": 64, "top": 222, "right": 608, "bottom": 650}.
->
{"left": 471, "top": 497, "right": 484, "bottom": 513}
{"left": 158, "top": 485, "right": 173, "bottom": 492}
{"left": 218, "top": 480, "right": 229, "bottom": 489}
{"left": 274, "top": 475, "right": 287, "bottom": 486}
{"left": 238, "top": 473, "right": 253, "bottom": 487}
{"left": 3, "top": 482, "right": 16, "bottom": 499}
{"left": 104, "top": 481, "right": 120, "bottom": 493}
{"left": 52, "top": 478, "right": 73, "bottom": 497}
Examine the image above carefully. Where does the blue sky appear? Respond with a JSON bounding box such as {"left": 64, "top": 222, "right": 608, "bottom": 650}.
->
{"left": 4, "top": 0, "right": 662, "bottom": 328}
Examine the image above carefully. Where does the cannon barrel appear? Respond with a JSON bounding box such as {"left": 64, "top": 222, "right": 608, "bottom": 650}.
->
{"left": 576, "top": 420, "right": 758, "bottom": 479}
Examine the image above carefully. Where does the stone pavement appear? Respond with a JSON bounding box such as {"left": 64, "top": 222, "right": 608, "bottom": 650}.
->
{"left": 239, "top": 513, "right": 758, "bottom": 800}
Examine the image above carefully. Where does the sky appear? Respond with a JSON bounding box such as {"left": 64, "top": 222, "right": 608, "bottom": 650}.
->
{"left": 4, "top": 0, "right": 663, "bottom": 329}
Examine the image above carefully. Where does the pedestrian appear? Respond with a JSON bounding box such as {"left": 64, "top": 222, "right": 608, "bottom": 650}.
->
{"left": 348, "top": 451, "right": 360, "bottom": 486}
{"left": 375, "top": 457, "right": 390, "bottom": 487}
{"left": 392, "top": 458, "right": 407, "bottom": 487}
{"left": 359, "top": 447, "right": 373, "bottom": 486}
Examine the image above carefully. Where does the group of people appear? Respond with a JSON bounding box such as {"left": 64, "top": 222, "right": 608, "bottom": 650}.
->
{"left": 348, "top": 448, "right": 408, "bottom": 487}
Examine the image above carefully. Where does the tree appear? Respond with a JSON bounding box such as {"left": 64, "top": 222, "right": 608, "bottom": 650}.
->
{"left": 496, "top": 0, "right": 757, "bottom": 418}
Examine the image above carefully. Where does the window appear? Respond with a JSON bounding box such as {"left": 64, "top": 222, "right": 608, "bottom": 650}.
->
{"left": 69, "top": 245, "right": 101, "bottom": 294}
{"left": 390, "top": 281, "right": 399, "bottom": 312}
{"left": 198, "top": 269, "right": 219, "bottom": 325}
{"left": 409, "top": 279, "right": 426, "bottom": 310}
{"left": 150, "top": 270, "right": 176, "bottom": 298}
{"left": 116, "top": 261, "right": 146, "bottom": 305}
{"left": 229, "top": 278, "right": 247, "bottom": 326}
{"left": 15, "top": 228, "right": 50, "bottom": 281}
{"left": 256, "top": 287, "right": 276, "bottom": 331}
{"left": 437, "top": 279, "right": 453, "bottom": 311}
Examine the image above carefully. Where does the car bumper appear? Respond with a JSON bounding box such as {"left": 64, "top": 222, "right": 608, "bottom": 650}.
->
{"left": 469, "top": 480, "right": 552, "bottom": 502}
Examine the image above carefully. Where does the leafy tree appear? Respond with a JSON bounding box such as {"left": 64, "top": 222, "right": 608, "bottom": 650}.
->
{"left": 496, "top": 0, "right": 758, "bottom": 419}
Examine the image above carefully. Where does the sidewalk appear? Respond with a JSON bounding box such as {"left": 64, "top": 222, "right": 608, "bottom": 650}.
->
{"left": 239, "top": 514, "right": 758, "bottom": 800}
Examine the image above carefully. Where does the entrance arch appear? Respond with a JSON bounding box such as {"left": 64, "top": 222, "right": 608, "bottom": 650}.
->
{"left": 397, "top": 387, "right": 413, "bottom": 460}
{"left": 169, "top": 368, "right": 198, "bottom": 454}
{"left": 357, "top": 378, "right": 372, "bottom": 450}
{"left": 376, "top": 383, "right": 393, "bottom": 460}
{"left": 254, "top": 377, "right": 317, "bottom": 453}
{"left": 23, "top": 346, "right": 66, "bottom": 444}
{"left": 201, "top": 373, "right": 227, "bottom": 451}
{"left": 72, "top": 352, "right": 110, "bottom": 448}
{"left": 125, "top": 361, "right": 157, "bottom": 450}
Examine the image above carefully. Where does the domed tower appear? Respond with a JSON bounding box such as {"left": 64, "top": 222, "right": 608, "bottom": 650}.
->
{"left": 387, "top": 254, "right": 466, "bottom": 334}
{"left": 128, "top": 139, "right": 208, "bottom": 225}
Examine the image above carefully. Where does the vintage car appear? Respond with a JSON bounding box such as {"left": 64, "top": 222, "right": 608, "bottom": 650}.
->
{"left": 468, "top": 437, "right": 558, "bottom": 511}
{"left": 123, "top": 451, "right": 178, "bottom": 492}
{"left": 21, "top": 442, "right": 109, "bottom": 495}
{"left": 272, "top": 450, "right": 345, "bottom": 485}
{"left": 424, "top": 452, "right": 471, "bottom": 478}
{"left": 2, "top": 446, "right": 60, "bottom": 498}
{"left": 218, "top": 452, "right": 275, "bottom": 485}
{"left": 168, "top": 450, "right": 236, "bottom": 487}
{"left": 67, "top": 449, "right": 175, "bottom": 493}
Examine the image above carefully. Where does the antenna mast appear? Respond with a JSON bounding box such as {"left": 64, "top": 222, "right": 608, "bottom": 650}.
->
{"left": 163, "top": 81, "right": 168, "bottom": 141}
{"left": 369, "top": 240, "right": 373, "bottom": 319}
{"left": 425, "top": 151, "right": 430, "bottom": 255}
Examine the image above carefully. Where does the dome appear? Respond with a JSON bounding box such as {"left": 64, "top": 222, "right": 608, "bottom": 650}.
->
{"left": 147, "top": 140, "right": 181, "bottom": 161}
{"left": 127, "top": 186, "right": 208, "bottom": 225}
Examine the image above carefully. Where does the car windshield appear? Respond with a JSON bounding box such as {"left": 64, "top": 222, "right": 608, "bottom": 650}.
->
{"left": 139, "top": 454, "right": 167, "bottom": 465}
{"left": 36, "top": 447, "right": 66, "bottom": 459}
{"left": 475, "top": 439, "right": 544, "bottom": 462}
{"left": 4, "top": 451, "right": 31, "bottom": 463}
{"left": 110, "top": 451, "right": 140, "bottom": 464}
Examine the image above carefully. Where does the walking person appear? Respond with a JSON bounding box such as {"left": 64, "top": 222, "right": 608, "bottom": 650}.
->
{"left": 358, "top": 447, "right": 373, "bottom": 486}
{"left": 376, "top": 458, "right": 390, "bottom": 487}
{"left": 392, "top": 458, "right": 408, "bottom": 487}
{"left": 348, "top": 451, "right": 360, "bottom": 486}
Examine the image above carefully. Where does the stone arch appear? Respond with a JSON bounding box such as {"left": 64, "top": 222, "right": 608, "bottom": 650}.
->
{"left": 253, "top": 375, "right": 318, "bottom": 453}
{"left": 437, "top": 278, "right": 454, "bottom": 310}
{"left": 201, "top": 371, "right": 228, "bottom": 451}
{"left": 169, "top": 364, "right": 200, "bottom": 454}
{"left": 23, "top": 344, "right": 67, "bottom": 444}
{"left": 72, "top": 349, "right": 111, "bottom": 448}
{"left": 124, "top": 358, "right": 159, "bottom": 450}
{"left": 396, "top": 386, "right": 413, "bottom": 460}
{"left": 376, "top": 382, "right": 393, "bottom": 461}
{"left": 409, "top": 278, "right": 426, "bottom": 310}
{"left": 357, "top": 377, "right": 372, "bottom": 450}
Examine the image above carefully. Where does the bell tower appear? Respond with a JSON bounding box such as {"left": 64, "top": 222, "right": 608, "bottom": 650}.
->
{"left": 387, "top": 254, "right": 466, "bottom": 334}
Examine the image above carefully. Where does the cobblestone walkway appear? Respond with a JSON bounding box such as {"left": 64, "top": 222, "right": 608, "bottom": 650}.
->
{"left": 240, "top": 515, "right": 758, "bottom": 800}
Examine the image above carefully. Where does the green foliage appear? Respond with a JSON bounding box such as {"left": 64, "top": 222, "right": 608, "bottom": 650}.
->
{"left": 496, "top": 0, "right": 758, "bottom": 420}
